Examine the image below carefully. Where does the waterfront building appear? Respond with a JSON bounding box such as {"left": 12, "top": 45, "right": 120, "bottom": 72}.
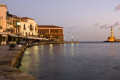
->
{"left": 38, "top": 25, "right": 64, "bottom": 42}
{"left": 0, "top": 4, "right": 8, "bottom": 45}
{"left": 20, "top": 17, "right": 38, "bottom": 42}
{"left": 7, "top": 14, "right": 20, "bottom": 34}
{"left": 21, "top": 17, "right": 38, "bottom": 37}
{"left": 107, "top": 27, "right": 116, "bottom": 42}
{"left": 0, "top": 4, "right": 7, "bottom": 32}
{"left": 6, "top": 14, "right": 21, "bottom": 43}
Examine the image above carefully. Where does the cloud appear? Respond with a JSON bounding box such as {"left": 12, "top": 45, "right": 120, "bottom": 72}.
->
{"left": 100, "top": 22, "right": 120, "bottom": 28}
{"left": 93, "top": 23, "right": 101, "bottom": 27}
{"left": 113, "top": 21, "right": 120, "bottom": 27}
{"left": 100, "top": 24, "right": 111, "bottom": 28}
{"left": 115, "top": 4, "right": 120, "bottom": 11}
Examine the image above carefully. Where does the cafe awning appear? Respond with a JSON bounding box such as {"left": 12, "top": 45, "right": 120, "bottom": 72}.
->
{"left": 8, "top": 34, "right": 18, "bottom": 37}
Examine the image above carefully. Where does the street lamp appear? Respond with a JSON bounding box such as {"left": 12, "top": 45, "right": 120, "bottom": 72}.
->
{"left": 64, "top": 38, "right": 66, "bottom": 42}
{"left": 41, "top": 35, "right": 43, "bottom": 43}
{"left": 50, "top": 36, "right": 52, "bottom": 42}
{"left": 71, "top": 36, "right": 73, "bottom": 42}
{"left": 25, "top": 30, "right": 27, "bottom": 43}
{"left": 17, "top": 22, "right": 21, "bottom": 44}
{"left": 77, "top": 37, "right": 78, "bottom": 42}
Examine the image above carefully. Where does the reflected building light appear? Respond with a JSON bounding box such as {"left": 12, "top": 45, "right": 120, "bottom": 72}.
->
{"left": 71, "top": 43, "right": 74, "bottom": 47}
{"left": 49, "top": 44, "right": 53, "bottom": 58}
{"left": 64, "top": 43, "right": 66, "bottom": 46}
{"left": 25, "top": 51, "right": 30, "bottom": 54}
{"left": 33, "top": 46, "right": 39, "bottom": 54}
{"left": 41, "top": 45, "right": 44, "bottom": 50}
{"left": 34, "top": 46, "right": 39, "bottom": 50}
{"left": 50, "top": 44, "right": 53, "bottom": 52}
{"left": 60, "top": 44, "right": 62, "bottom": 46}
{"left": 70, "top": 45, "right": 74, "bottom": 57}
{"left": 50, "top": 44, "right": 53, "bottom": 47}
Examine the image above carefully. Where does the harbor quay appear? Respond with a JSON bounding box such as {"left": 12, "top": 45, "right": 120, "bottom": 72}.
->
{"left": 0, "top": 45, "right": 37, "bottom": 80}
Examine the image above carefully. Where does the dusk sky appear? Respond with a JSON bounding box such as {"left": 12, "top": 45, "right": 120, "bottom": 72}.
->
{"left": 1, "top": 0, "right": 120, "bottom": 41}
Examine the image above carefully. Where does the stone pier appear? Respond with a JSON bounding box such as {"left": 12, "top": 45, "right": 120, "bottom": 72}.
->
{"left": 0, "top": 45, "right": 37, "bottom": 80}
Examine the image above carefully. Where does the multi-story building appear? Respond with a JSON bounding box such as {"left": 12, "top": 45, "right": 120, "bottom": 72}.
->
{"left": 21, "top": 17, "right": 38, "bottom": 37}
{"left": 0, "top": 4, "right": 8, "bottom": 45}
{"left": 0, "top": 4, "right": 64, "bottom": 45}
{"left": 0, "top": 4, "right": 7, "bottom": 32}
{"left": 38, "top": 25, "right": 64, "bottom": 42}
{"left": 7, "top": 14, "right": 20, "bottom": 34}
{"left": 6, "top": 14, "right": 21, "bottom": 43}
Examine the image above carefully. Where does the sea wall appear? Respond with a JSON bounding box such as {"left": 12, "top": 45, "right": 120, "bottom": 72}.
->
{"left": 0, "top": 46, "right": 37, "bottom": 80}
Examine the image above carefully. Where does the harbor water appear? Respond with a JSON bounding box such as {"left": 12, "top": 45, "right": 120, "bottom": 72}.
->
{"left": 19, "top": 42, "right": 120, "bottom": 80}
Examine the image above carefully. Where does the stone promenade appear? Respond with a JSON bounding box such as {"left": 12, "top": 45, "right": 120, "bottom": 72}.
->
{"left": 0, "top": 45, "right": 37, "bottom": 80}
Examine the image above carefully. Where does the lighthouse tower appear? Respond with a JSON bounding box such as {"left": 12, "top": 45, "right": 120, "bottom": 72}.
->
{"left": 107, "top": 27, "right": 116, "bottom": 42}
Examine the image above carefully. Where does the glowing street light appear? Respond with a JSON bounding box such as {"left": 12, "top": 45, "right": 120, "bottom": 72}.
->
{"left": 25, "top": 30, "right": 27, "bottom": 43}
{"left": 71, "top": 36, "right": 73, "bottom": 42}
{"left": 77, "top": 37, "right": 78, "bottom": 42}
{"left": 17, "top": 22, "right": 21, "bottom": 44}
{"left": 64, "top": 38, "right": 66, "bottom": 42}
{"left": 41, "top": 35, "right": 43, "bottom": 43}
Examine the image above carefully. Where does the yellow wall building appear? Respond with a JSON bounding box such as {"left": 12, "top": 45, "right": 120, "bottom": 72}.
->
{"left": 0, "top": 4, "right": 7, "bottom": 32}
{"left": 21, "top": 17, "right": 38, "bottom": 37}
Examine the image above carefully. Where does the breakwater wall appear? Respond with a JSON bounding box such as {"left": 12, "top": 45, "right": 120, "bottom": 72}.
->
{"left": 0, "top": 46, "right": 37, "bottom": 80}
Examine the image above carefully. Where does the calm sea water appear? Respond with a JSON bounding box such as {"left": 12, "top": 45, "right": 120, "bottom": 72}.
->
{"left": 19, "top": 42, "right": 120, "bottom": 80}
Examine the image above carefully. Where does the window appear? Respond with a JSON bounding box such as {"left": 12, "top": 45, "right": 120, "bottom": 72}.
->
{"left": 42, "top": 30, "right": 45, "bottom": 34}
{"left": 55, "top": 30, "right": 57, "bottom": 33}
{"left": 59, "top": 30, "right": 62, "bottom": 33}
{"left": 16, "top": 29, "right": 17, "bottom": 34}
{"left": 30, "top": 25, "right": 33, "bottom": 30}
{"left": 24, "top": 24, "right": 26, "bottom": 29}
{"left": 47, "top": 29, "right": 49, "bottom": 33}
{"left": 51, "top": 30, "right": 53, "bottom": 33}
{"left": 32, "top": 33, "right": 33, "bottom": 36}
{"left": 13, "top": 20, "right": 15, "bottom": 24}
{"left": 38, "top": 30, "right": 41, "bottom": 34}
{"left": 0, "top": 26, "right": 2, "bottom": 30}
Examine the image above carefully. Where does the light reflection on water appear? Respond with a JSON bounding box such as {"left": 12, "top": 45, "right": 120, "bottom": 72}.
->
{"left": 19, "top": 43, "right": 120, "bottom": 80}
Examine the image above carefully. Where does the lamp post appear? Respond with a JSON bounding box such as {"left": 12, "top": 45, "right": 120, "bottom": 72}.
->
{"left": 71, "top": 36, "right": 73, "bottom": 42}
{"left": 41, "top": 35, "right": 43, "bottom": 43}
{"left": 17, "top": 22, "right": 21, "bottom": 44}
{"left": 25, "top": 30, "right": 27, "bottom": 43}
{"left": 77, "top": 37, "right": 78, "bottom": 42}
{"left": 50, "top": 36, "right": 52, "bottom": 42}
{"left": 64, "top": 38, "right": 66, "bottom": 42}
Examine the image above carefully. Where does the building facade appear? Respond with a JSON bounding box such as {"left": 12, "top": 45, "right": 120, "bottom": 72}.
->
{"left": 0, "top": 4, "right": 8, "bottom": 45}
{"left": 0, "top": 4, "right": 7, "bottom": 32}
{"left": 21, "top": 17, "right": 38, "bottom": 37}
{"left": 0, "top": 4, "right": 64, "bottom": 45}
{"left": 7, "top": 14, "right": 20, "bottom": 34}
{"left": 38, "top": 25, "right": 64, "bottom": 42}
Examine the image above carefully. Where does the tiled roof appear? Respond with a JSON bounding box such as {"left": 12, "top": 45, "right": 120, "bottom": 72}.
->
{"left": 21, "top": 17, "right": 34, "bottom": 20}
{"left": 0, "top": 4, "right": 7, "bottom": 9}
{"left": 38, "top": 25, "right": 63, "bottom": 28}
{"left": 8, "top": 14, "right": 19, "bottom": 19}
{"left": 21, "top": 20, "right": 27, "bottom": 22}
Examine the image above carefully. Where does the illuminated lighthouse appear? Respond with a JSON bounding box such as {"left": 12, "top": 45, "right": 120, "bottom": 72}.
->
{"left": 107, "top": 27, "right": 116, "bottom": 42}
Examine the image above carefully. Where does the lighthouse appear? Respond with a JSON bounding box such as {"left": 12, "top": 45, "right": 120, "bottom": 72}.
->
{"left": 107, "top": 27, "right": 116, "bottom": 42}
